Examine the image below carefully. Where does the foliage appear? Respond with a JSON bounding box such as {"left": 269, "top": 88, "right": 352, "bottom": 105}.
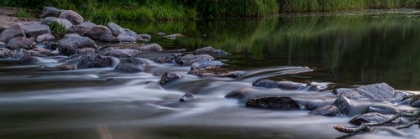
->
{"left": 11, "top": 10, "right": 35, "bottom": 18}
{"left": 47, "top": 22, "right": 66, "bottom": 38}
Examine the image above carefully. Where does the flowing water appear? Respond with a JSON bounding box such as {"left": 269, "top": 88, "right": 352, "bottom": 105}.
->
{"left": 2, "top": 10, "right": 420, "bottom": 139}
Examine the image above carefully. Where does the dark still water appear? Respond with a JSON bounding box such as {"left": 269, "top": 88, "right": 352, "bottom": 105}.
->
{"left": 1, "top": 10, "right": 420, "bottom": 139}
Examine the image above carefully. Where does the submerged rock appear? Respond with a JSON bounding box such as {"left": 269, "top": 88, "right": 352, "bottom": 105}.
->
{"left": 40, "top": 7, "right": 61, "bottom": 18}
{"left": 180, "top": 93, "right": 195, "bottom": 102}
{"left": 77, "top": 55, "right": 113, "bottom": 69}
{"left": 309, "top": 105, "right": 341, "bottom": 116}
{"left": 246, "top": 96, "right": 301, "bottom": 110}
{"left": 225, "top": 87, "right": 256, "bottom": 99}
{"left": 188, "top": 66, "right": 237, "bottom": 78}
{"left": 106, "top": 22, "right": 126, "bottom": 36}
{"left": 155, "top": 53, "right": 182, "bottom": 64}
{"left": 59, "top": 10, "right": 84, "bottom": 25}
{"left": 0, "top": 24, "right": 25, "bottom": 43}
{"left": 67, "top": 25, "right": 90, "bottom": 35}
{"left": 6, "top": 37, "right": 36, "bottom": 50}
{"left": 304, "top": 100, "right": 324, "bottom": 110}
{"left": 115, "top": 58, "right": 144, "bottom": 72}
{"left": 191, "top": 60, "right": 224, "bottom": 70}
{"left": 144, "top": 81, "right": 164, "bottom": 90}
{"left": 349, "top": 112, "right": 400, "bottom": 125}
{"left": 179, "top": 54, "right": 214, "bottom": 66}
{"left": 40, "top": 64, "right": 77, "bottom": 71}
{"left": 194, "top": 46, "right": 228, "bottom": 56}
{"left": 58, "top": 37, "right": 97, "bottom": 56}
{"left": 83, "top": 25, "right": 112, "bottom": 40}
{"left": 252, "top": 79, "right": 306, "bottom": 90}
{"left": 138, "top": 43, "right": 162, "bottom": 51}
{"left": 99, "top": 48, "right": 141, "bottom": 58}
{"left": 338, "top": 83, "right": 404, "bottom": 103}
{"left": 160, "top": 71, "right": 182, "bottom": 85}
{"left": 19, "top": 22, "right": 51, "bottom": 38}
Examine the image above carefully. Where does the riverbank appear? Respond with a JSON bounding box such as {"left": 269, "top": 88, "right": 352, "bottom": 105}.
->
{"left": 0, "top": 7, "right": 39, "bottom": 27}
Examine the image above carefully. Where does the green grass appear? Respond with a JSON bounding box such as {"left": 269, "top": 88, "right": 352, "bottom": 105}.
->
{"left": 47, "top": 22, "right": 66, "bottom": 38}
{"left": 11, "top": 10, "right": 35, "bottom": 18}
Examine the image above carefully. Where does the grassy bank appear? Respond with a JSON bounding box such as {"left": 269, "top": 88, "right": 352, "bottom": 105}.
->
{"left": 1, "top": 0, "right": 420, "bottom": 22}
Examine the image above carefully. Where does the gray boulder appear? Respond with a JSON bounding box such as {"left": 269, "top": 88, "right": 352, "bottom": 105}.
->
{"left": 115, "top": 58, "right": 144, "bottom": 72}
{"left": 117, "top": 34, "right": 136, "bottom": 42}
{"left": 19, "top": 22, "right": 51, "bottom": 38}
{"left": 36, "top": 33, "right": 56, "bottom": 43}
{"left": 179, "top": 54, "right": 214, "bottom": 66}
{"left": 191, "top": 60, "right": 224, "bottom": 70}
{"left": 138, "top": 43, "right": 162, "bottom": 51}
{"left": 333, "top": 96, "right": 352, "bottom": 114}
{"left": 59, "top": 10, "right": 84, "bottom": 25}
{"left": 309, "top": 105, "right": 341, "bottom": 116}
{"left": 106, "top": 22, "right": 126, "bottom": 36}
{"left": 84, "top": 25, "right": 112, "bottom": 40}
{"left": 349, "top": 112, "right": 400, "bottom": 125}
{"left": 99, "top": 34, "right": 120, "bottom": 42}
{"left": 0, "top": 24, "right": 25, "bottom": 43}
{"left": 41, "top": 17, "right": 72, "bottom": 29}
{"left": 160, "top": 71, "right": 182, "bottom": 85}
{"left": 63, "top": 33, "right": 81, "bottom": 39}
{"left": 80, "top": 22, "right": 96, "bottom": 28}
{"left": 225, "top": 87, "right": 256, "bottom": 99}
{"left": 67, "top": 25, "right": 90, "bottom": 35}
{"left": 338, "top": 83, "right": 404, "bottom": 103}
{"left": 40, "top": 7, "right": 61, "bottom": 18}
{"left": 194, "top": 46, "right": 228, "bottom": 56}
{"left": 155, "top": 53, "right": 182, "bottom": 64}
{"left": 5, "top": 37, "right": 36, "bottom": 50}
{"left": 252, "top": 79, "right": 306, "bottom": 90}
{"left": 246, "top": 96, "right": 301, "bottom": 110}
{"left": 188, "top": 66, "right": 237, "bottom": 78}
{"left": 58, "top": 37, "right": 97, "bottom": 56}
{"left": 99, "top": 48, "right": 141, "bottom": 58}
{"left": 77, "top": 55, "right": 113, "bottom": 69}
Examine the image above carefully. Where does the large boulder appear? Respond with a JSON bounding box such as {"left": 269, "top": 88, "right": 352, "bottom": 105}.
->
{"left": 138, "top": 43, "right": 162, "bottom": 51}
{"left": 188, "top": 66, "right": 237, "bottom": 78}
{"left": 252, "top": 79, "right": 306, "bottom": 90}
{"left": 246, "top": 96, "right": 301, "bottom": 110}
{"left": 5, "top": 37, "right": 36, "bottom": 50}
{"left": 40, "top": 7, "right": 61, "bottom": 18}
{"left": 155, "top": 53, "right": 181, "bottom": 64}
{"left": 349, "top": 112, "right": 400, "bottom": 125}
{"left": 59, "top": 10, "right": 84, "bottom": 25}
{"left": 67, "top": 25, "right": 90, "bottom": 35}
{"left": 41, "top": 17, "right": 73, "bottom": 29}
{"left": 332, "top": 96, "right": 352, "bottom": 114}
{"left": 83, "top": 25, "right": 112, "bottom": 40}
{"left": 179, "top": 54, "right": 214, "bottom": 66}
{"left": 36, "top": 33, "right": 56, "bottom": 43}
{"left": 77, "top": 55, "right": 114, "bottom": 69}
{"left": 194, "top": 46, "right": 228, "bottom": 56}
{"left": 337, "top": 83, "right": 404, "bottom": 103}
{"left": 115, "top": 58, "right": 144, "bottom": 72}
{"left": 19, "top": 22, "right": 51, "bottom": 38}
{"left": 0, "top": 24, "right": 25, "bottom": 43}
{"left": 106, "top": 22, "right": 126, "bottom": 36}
{"left": 99, "top": 48, "right": 141, "bottom": 58}
{"left": 99, "top": 34, "right": 120, "bottom": 42}
{"left": 309, "top": 105, "right": 341, "bottom": 116}
{"left": 58, "top": 37, "right": 97, "bottom": 56}
{"left": 191, "top": 60, "right": 224, "bottom": 70}
{"left": 80, "top": 22, "right": 96, "bottom": 28}
{"left": 160, "top": 71, "right": 182, "bottom": 85}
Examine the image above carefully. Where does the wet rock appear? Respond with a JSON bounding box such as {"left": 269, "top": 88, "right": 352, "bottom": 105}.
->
{"left": 19, "top": 55, "right": 37, "bottom": 64}
{"left": 252, "top": 79, "right": 306, "bottom": 90}
{"left": 41, "top": 17, "right": 72, "bottom": 29}
{"left": 75, "top": 48, "right": 95, "bottom": 55}
{"left": 333, "top": 88, "right": 353, "bottom": 96}
{"left": 67, "top": 25, "right": 90, "bottom": 35}
{"left": 100, "top": 34, "right": 120, "bottom": 42}
{"left": 59, "top": 10, "right": 83, "bottom": 25}
{"left": 106, "top": 22, "right": 126, "bottom": 36}
{"left": 99, "top": 48, "right": 141, "bottom": 58}
{"left": 6, "top": 49, "right": 29, "bottom": 59}
{"left": 138, "top": 43, "right": 162, "bottom": 51}
{"left": 191, "top": 60, "right": 224, "bottom": 70}
{"left": 40, "top": 64, "right": 77, "bottom": 71}
{"left": 164, "top": 33, "right": 184, "bottom": 40}
{"left": 0, "top": 48, "right": 11, "bottom": 58}
{"left": 410, "top": 95, "right": 420, "bottom": 107}
{"left": 77, "top": 55, "right": 113, "bottom": 69}
{"left": 188, "top": 66, "right": 237, "bottom": 78}
{"left": 333, "top": 96, "right": 352, "bottom": 114}
{"left": 155, "top": 53, "right": 182, "bottom": 64}
{"left": 366, "top": 104, "right": 399, "bottom": 114}
{"left": 19, "top": 22, "right": 51, "bottom": 38}
{"left": 144, "top": 81, "right": 164, "bottom": 90}
{"left": 305, "top": 100, "right": 324, "bottom": 110}
{"left": 160, "top": 71, "right": 182, "bottom": 85}
{"left": 180, "top": 93, "right": 195, "bottom": 102}
{"left": 349, "top": 112, "right": 400, "bottom": 125}
{"left": 28, "top": 47, "right": 52, "bottom": 56}
{"left": 45, "top": 41, "right": 59, "bottom": 50}
{"left": 137, "top": 34, "right": 151, "bottom": 41}
{"left": 40, "top": 7, "right": 61, "bottom": 18}
{"left": 59, "top": 54, "right": 85, "bottom": 64}
{"left": 246, "top": 96, "right": 301, "bottom": 110}
{"left": 80, "top": 22, "right": 96, "bottom": 28}
{"left": 117, "top": 34, "right": 136, "bottom": 42}
{"left": 0, "top": 42, "right": 5, "bottom": 47}
{"left": 225, "top": 87, "right": 256, "bottom": 99}
{"left": 5, "top": 37, "right": 36, "bottom": 50}
{"left": 83, "top": 25, "right": 112, "bottom": 40}
{"left": 58, "top": 37, "right": 97, "bottom": 56}
{"left": 63, "top": 33, "right": 81, "bottom": 39}
{"left": 36, "top": 33, "right": 56, "bottom": 43}
{"left": 194, "top": 46, "right": 228, "bottom": 56}
{"left": 338, "top": 83, "right": 403, "bottom": 103}
{"left": 0, "top": 24, "right": 25, "bottom": 43}
{"left": 179, "top": 54, "right": 214, "bottom": 66}
{"left": 115, "top": 58, "right": 144, "bottom": 72}
{"left": 309, "top": 105, "right": 341, "bottom": 116}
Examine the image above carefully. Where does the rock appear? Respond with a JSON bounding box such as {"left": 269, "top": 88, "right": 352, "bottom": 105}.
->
{"left": 19, "top": 55, "right": 37, "bottom": 64}
{"left": 75, "top": 48, "right": 95, "bottom": 55}
{"left": 338, "top": 83, "right": 403, "bottom": 103}
{"left": 164, "top": 33, "right": 184, "bottom": 40}
{"left": 191, "top": 60, "right": 224, "bottom": 70}
{"left": 137, "top": 34, "right": 151, "bottom": 41}
{"left": 366, "top": 104, "right": 399, "bottom": 114}
{"left": 99, "top": 34, "right": 120, "bottom": 42}
{"left": 40, "top": 64, "right": 77, "bottom": 71}
{"left": 115, "top": 58, "right": 144, "bottom": 72}
{"left": 19, "top": 22, "right": 51, "bottom": 38}
{"left": 67, "top": 25, "right": 90, "bottom": 35}
{"left": 58, "top": 37, "right": 97, "bottom": 56}
{"left": 332, "top": 96, "right": 352, "bottom": 114}
{"left": 59, "top": 10, "right": 83, "bottom": 25}
{"left": 333, "top": 88, "right": 353, "bottom": 96}
{"left": 106, "top": 22, "right": 126, "bottom": 36}
{"left": 125, "top": 30, "right": 138, "bottom": 36}
{"left": 138, "top": 43, "right": 162, "bottom": 51}
{"left": 305, "top": 100, "right": 324, "bottom": 110}
{"left": 5, "top": 37, "right": 36, "bottom": 50}
{"left": 179, "top": 54, "right": 214, "bottom": 66}
{"left": 349, "top": 112, "right": 400, "bottom": 125}
{"left": 117, "top": 34, "right": 136, "bottom": 42}
{"left": 309, "top": 105, "right": 341, "bottom": 116}
{"left": 410, "top": 95, "right": 420, "bottom": 107}
{"left": 41, "top": 17, "right": 72, "bottom": 29}
{"left": 6, "top": 49, "right": 29, "bottom": 59}
{"left": 155, "top": 53, "right": 182, "bottom": 64}
{"left": 36, "top": 33, "right": 56, "bottom": 43}
{"left": 80, "top": 22, "right": 96, "bottom": 28}
{"left": 156, "top": 32, "right": 165, "bottom": 36}
{"left": 45, "top": 41, "right": 59, "bottom": 50}
{"left": 180, "top": 93, "right": 195, "bottom": 102}
{"left": 0, "top": 42, "right": 5, "bottom": 47}
{"left": 77, "top": 55, "right": 113, "bottom": 69}
{"left": 252, "top": 79, "right": 306, "bottom": 90}
{"left": 63, "top": 33, "right": 81, "bottom": 39}
{"left": 160, "top": 71, "right": 182, "bottom": 85}
{"left": 0, "top": 48, "right": 11, "bottom": 58}
{"left": 40, "top": 7, "right": 61, "bottom": 18}
{"left": 28, "top": 47, "right": 52, "bottom": 56}
{"left": 194, "top": 46, "right": 228, "bottom": 56}
{"left": 246, "top": 96, "right": 301, "bottom": 110}
{"left": 225, "top": 87, "right": 256, "bottom": 99}
{"left": 144, "top": 81, "right": 164, "bottom": 90}
{"left": 188, "top": 66, "right": 237, "bottom": 78}
{"left": 0, "top": 24, "right": 25, "bottom": 43}
{"left": 99, "top": 48, "right": 141, "bottom": 58}
{"left": 84, "top": 25, "right": 112, "bottom": 40}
